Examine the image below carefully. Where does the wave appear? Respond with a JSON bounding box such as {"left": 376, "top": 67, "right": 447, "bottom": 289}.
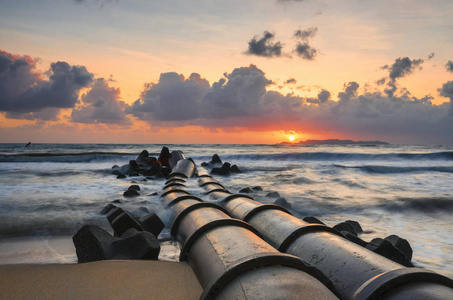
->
{"left": 0, "top": 152, "right": 138, "bottom": 163}
{"left": 380, "top": 197, "right": 453, "bottom": 213}
{"left": 335, "top": 165, "right": 453, "bottom": 174}
{"left": 220, "top": 151, "right": 453, "bottom": 162}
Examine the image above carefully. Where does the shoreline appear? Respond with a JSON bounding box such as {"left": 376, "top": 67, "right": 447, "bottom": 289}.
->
{"left": 0, "top": 235, "right": 181, "bottom": 265}
{"left": 0, "top": 260, "right": 202, "bottom": 300}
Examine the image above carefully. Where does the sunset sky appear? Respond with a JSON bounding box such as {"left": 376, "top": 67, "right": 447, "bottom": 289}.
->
{"left": 1, "top": 0, "right": 452, "bottom": 144}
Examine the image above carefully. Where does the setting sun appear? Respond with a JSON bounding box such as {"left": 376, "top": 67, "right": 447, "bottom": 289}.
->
{"left": 289, "top": 136, "right": 295, "bottom": 142}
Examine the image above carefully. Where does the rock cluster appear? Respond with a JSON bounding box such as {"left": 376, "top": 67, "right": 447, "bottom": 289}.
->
{"left": 201, "top": 154, "right": 242, "bottom": 176}
{"left": 73, "top": 205, "right": 164, "bottom": 263}
{"left": 112, "top": 147, "right": 175, "bottom": 179}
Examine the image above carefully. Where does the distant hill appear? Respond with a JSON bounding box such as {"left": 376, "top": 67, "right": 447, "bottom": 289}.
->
{"left": 280, "top": 139, "right": 390, "bottom": 145}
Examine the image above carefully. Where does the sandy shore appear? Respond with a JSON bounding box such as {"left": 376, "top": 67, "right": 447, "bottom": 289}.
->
{"left": 0, "top": 260, "right": 202, "bottom": 300}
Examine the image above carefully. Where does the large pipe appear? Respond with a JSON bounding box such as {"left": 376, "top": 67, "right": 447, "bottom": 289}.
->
{"left": 198, "top": 173, "right": 453, "bottom": 300}
{"left": 162, "top": 160, "right": 339, "bottom": 299}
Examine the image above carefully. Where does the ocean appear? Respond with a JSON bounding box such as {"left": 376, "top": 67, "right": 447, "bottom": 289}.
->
{"left": 0, "top": 143, "right": 452, "bottom": 278}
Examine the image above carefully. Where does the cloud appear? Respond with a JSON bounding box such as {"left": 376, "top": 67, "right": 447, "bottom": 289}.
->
{"left": 294, "top": 42, "right": 317, "bottom": 60}
{"left": 446, "top": 61, "right": 453, "bottom": 73}
{"left": 294, "top": 27, "right": 318, "bottom": 40}
{"left": 126, "top": 72, "right": 209, "bottom": 122}
{"left": 245, "top": 31, "right": 283, "bottom": 57}
{"left": 428, "top": 52, "right": 435, "bottom": 60}
{"left": 381, "top": 57, "right": 424, "bottom": 81}
{"left": 293, "top": 27, "right": 318, "bottom": 60}
{"left": 285, "top": 78, "right": 297, "bottom": 84}
{"left": 0, "top": 50, "right": 93, "bottom": 119}
{"left": 126, "top": 64, "right": 452, "bottom": 144}
{"left": 71, "top": 78, "right": 130, "bottom": 124}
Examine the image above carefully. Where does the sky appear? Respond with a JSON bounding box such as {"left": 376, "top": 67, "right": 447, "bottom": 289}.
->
{"left": 1, "top": 0, "right": 453, "bottom": 145}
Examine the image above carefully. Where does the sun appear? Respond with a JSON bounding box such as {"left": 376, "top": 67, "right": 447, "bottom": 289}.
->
{"left": 289, "top": 135, "right": 295, "bottom": 142}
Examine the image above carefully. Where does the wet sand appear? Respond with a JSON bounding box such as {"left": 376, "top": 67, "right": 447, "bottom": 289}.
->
{"left": 0, "top": 260, "right": 202, "bottom": 300}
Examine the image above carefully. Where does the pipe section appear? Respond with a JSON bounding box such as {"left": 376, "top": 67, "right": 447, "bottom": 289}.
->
{"left": 161, "top": 160, "right": 339, "bottom": 300}
{"left": 199, "top": 174, "right": 453, "bottom": 300}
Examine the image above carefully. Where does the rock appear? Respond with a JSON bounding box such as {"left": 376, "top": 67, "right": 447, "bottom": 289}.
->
{"left": 230, "top": 164, "right": 242, "bottom": 173}
{"left": 116, "top": 173, "right": 126, "bottom": 179}
{"left": 129, "top": 171, "right": 140, "bottom": 177}
{"left": 148, "top": 192, "right": 158, "bottom": 196}
{"left": 73, "top": 225, "right": 117, "bottom": 263}
{"left": 101, "top": 204, "right": 117, "bottom": 215}
{"left": 124, "top": 189, "right": 140, "bottom": 197}
{"left": 109, "top": 211, "right": 144, "bottom": 237}
{"left": 160, "top": 166, "right": 171, "bottom": 178}
{"left": 342, "top": 231, "right": 368, "bottom": 247}
{"left": 274, "top": 197, "right": 292, "bottom": 209}
{"left": 212, "top": 162, "right": 231, "bottom": 175}
{"left": 136, "top": 150, "right": 150, "bottom": 166}
{"left": 140, "top": 200, "right": 151, "bottom": 205}
{"left": 139, "top": 212, "right": 165, "bottom": 237}
{"left": 128, "top": 185, "right": 140, "bottom": 191}
{"left": 210, "top": 154, "right": 222, "bottom": 165}
{"left": 266, "top": 191, "right": 281, "bottom": 198}
{"left": 201, "top": 162, "right": 209, "bottom": 167}
{"left": 366, "top": 238, "right": 413, "bottom": 267}
{"left": 239, "top": 187, "right": 253, "bottom": 193}
{"left": 158, "top": 146, "right": 171, "bottom": 167}
{"left": 333, "top": 222, "right": 357, "bottom": 236}
{"left": 141, "top": 179, "right": 148, "bottom": 182}
{"left": 385, "top": 234, "right": 413, "bottom": 261}
{"left": 120, "top": 229, "right": 160, "bottom": 260}
{"left": 344, "top": 220, "right": 363, "bottom": 234}
{"left": 252, "top": 186, "right": 263, "bottom": 191}
{"left": 112, "top": 170, "right": 121, "bottom": 175}
{"left": 111, "top": 199, "right": 122, "bottom": 204}
{"left": 107, "top": 207, "right": 125, "bottom": 223}
{"left": 112, "top": 165, "right": 119, "bottom": 169}
{"left": 129, "top": 160, "right": 140, "bottom": 171}
{"left": 303, "top": 216, "right": 325, "bottom": 225}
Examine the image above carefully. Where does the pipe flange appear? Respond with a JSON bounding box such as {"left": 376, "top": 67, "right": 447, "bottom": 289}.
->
{"left": 165, "top": 195, "right": 203, "bottom": 208}
{"left": 179, "top": 219, "right": 261, "bottom": 261}
{"left": 171, "top": 202, "right": 230, "bottom": 236}
{"left": 243, "top": 204, "right": 292, "bottom": 223}
{"left": 352, "top": 267, "right": 453, "bottom": 300}
{"left": 220, "top": 193, "right": 255, "bottom": 204}
{"left": 278, "top": 224, "right": 344, "bottom": 252}
{"left": 161, "top": 188, "right": 191, "bottom": 197}
{"left": 201, "top": 252, "right": 341, "bottom": 300}
{"left": 206, "top": 188, "right": 228, "bottom": 195}
{"left": 168, "top": 172, "right": 189, "bottom": 179}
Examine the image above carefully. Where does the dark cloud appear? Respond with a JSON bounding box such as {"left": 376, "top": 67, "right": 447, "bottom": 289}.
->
{"left": 428, "top": 52, "right": 435, "bottom": 60}
{"left": 245, "top": 31, "right": 283, "bottom": 57}
{"left": 71, "top": 78, "right": 130, "bottom": 125}
{"left": 337, "top": 82, "right": 359, "bottom": 104}
{"left": 126, "top": 72, "right": 209, "bottom": 122}
{"left": 293, "top": 27, "right": 318, "bottom": 60}
{"left": 306, "top": 89, "right": 331, "bottom": 104}
{"left": 284, "top": 78, "right": 297, "bottom": 84}
{"left": 381, "top": 57, "right": 424, "bottom": 81}
{"left": 445, "top": 61, "right": 453, "bottom": 73}
{"left": 294, "top": 42, "right": 317, "bottom": 60}
{"left": 0, "top": 50, "right": 93, "bottom": 119}
{"left": 294, "top": 27, "right": 318, "bottom": 40}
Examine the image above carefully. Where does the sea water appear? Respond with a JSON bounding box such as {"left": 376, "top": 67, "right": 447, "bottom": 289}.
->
{"left": 0, "top": 143, "right": 452, "bottom": 278}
